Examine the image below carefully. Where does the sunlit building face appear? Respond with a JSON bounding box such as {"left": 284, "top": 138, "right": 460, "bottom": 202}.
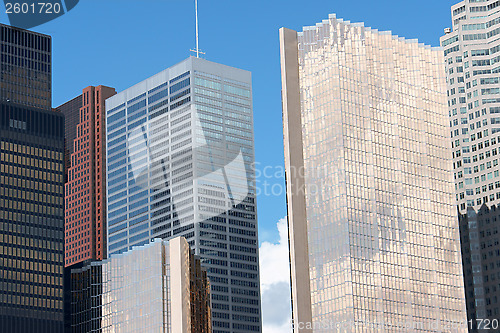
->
{"left": 280, "top": 14, "right": 467, "bottom": 332}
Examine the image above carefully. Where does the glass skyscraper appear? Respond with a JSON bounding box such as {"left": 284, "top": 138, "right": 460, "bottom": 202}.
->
{"left": 442, "top": 0, "right": 500, "bottom": 329}
{"left": 70, "top": 237, "right": 211, "bottom": 333}
{"left": 0, "top": 24, "right": 65, "bottom": 333}
{"left": 105, "top": 56, "right": 261, "bottom": 332}
{"left": 280, "top": 15, "right": 467, "bottom": 332}
{"left": 0, "top": 23, "right": 51, "bottom": 110}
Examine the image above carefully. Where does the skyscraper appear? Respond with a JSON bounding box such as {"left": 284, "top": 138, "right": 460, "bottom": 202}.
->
{"left": 105, "top": 56, "right": 261, "bottom": 332}
{"left": 0, "top": 24, "right": 65, "bottom": 333}
{"left": 57, "top": 94, "right": 82, "bottom": 178}
{"left": 57, "top": 85, "right": 116, "bottom": 266}
{"left": 281, "top": 15, "right": 467, "bottom": 332}
{"left": 442, "top": 1, "right": 500, "bottom": 329}
{"left": 0, "top": 23, "right": 51, "bottom": 110}
{"left": 69, "top": 237, "right": 212, "bottom": 333}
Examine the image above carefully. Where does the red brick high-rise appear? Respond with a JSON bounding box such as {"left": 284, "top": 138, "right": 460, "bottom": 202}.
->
{"left": 57, "top": 86, "right": 116, "bottom": 266}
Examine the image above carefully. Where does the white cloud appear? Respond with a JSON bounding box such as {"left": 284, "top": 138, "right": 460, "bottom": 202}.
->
{"left": 260, "top": 217, "right": 292, "bottom": 333}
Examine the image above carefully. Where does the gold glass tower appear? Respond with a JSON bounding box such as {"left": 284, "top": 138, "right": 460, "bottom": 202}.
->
{"left": 280, "top": 14, "right": 467, "bottom": 332}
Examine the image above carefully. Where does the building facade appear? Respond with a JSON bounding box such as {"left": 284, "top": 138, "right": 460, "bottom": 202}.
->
{"left": 0, "top": 24, "right": 65, "bottom": 333}
{"left": 190, "top": 245, "right": 212, "bottom": 333}
{"left": 105, "top": 57, "right": 261, "bottom": 332}
{"left": 69, "top": 237, "right": 211, "bottom": 333}
{"left": 56, "top": 94, "right": 82, "bottom": 179}
{"left": 57, "top": 86, "right": 116, "bottom": 266}
{"left": 441, "top": 1, "right": 500, "bottom": 330}
{"left": 0, "top": 23, "right": 51, "bottom": 110}
{"left": 281, "top": 15, "right": 467, "bottom": 332}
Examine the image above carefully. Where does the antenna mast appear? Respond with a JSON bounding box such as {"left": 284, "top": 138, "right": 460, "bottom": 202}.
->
{"left": 190, "top": 0, "right": 205, "bottom": 57}
{"left": 195, "top": 0, "right": 199, "bottom": 58}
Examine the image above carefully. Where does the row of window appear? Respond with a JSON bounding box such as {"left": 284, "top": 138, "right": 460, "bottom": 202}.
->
{"left": 194, "top": 76, "right": 251, "bottom": 98}
{"left": 462, "top": 14, "right": 500, "bottom": 31}
{"left": 455, "top": 143, "right": 498, "bottom": 160}
{"left": 1, "top": 232, "right": 64, "bottom": 269}
{"left": 0, "top": 141, "right": 62, "bottom": 161}
{"left": 454, "top": 134, "right": 500, "bottom": 165}
{"left": 1, "top": 237, "right": 63, "bottom": 261}
{"left": 461, "top": 179, "right": 500, "bottom": 195}
{"left": 110, "top": 198, "right": 256, "bottom": 243}
{"left": 465, "top": 191, "right": 500, "bottom": 207}
{"left": 456, "top": 168, "right": 499, "bottom": 186}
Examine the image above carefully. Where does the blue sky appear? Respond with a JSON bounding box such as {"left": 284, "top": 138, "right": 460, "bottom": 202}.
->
{"left": 1, "top": 0, "right": 457, "bottom": 244}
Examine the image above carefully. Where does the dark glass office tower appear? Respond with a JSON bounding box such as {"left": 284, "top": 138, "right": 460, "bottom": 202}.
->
{"left": 69, "top": 262, "right": 102, "bottom": 333}
{"left": 56, "top": 94, "right": 82, "bottom": 178}
{"left": 0, "top": 23, "right": 51, "bottom": 110}
{"left": 459, "top": 206, "right": 500, "bottom": 331}
{"left": 0, "top": 104, "right": 65, "bottom": 332}
{"left": 0, "top": 24, "right": 65, "bottom": 333}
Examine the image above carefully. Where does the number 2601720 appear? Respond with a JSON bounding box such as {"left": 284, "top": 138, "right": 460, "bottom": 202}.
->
{"left": 5, "top": 2, "right": 62, "bottom": 14}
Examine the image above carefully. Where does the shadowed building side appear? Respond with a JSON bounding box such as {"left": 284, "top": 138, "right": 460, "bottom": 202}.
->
{"left": 0, "top": 23, "right": 65, "bottom": 333}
